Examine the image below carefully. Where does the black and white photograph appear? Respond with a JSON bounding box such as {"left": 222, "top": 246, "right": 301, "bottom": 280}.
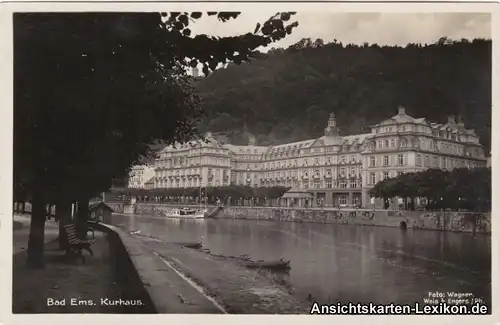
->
{"left": 2, "top": 3, "right": 496, "bottom": 321}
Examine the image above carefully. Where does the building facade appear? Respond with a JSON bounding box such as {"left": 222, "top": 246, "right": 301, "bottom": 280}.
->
{"left": 128, "top": 165, "right": 155, "bottom": 188}
{"left": 144, "top": 176, "right": 155, "bottom": 189}
{"left": 152, "top": 107, "right": 487, "bottom": 207}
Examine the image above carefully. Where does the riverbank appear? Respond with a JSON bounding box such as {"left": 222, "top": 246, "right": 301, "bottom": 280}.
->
{"left": 108, "top": 203, "right": 491, "bottom": 234}
{"left": 129, "top": 233, "right": 311, "bottom": 314}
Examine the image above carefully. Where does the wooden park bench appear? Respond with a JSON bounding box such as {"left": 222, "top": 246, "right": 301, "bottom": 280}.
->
{"left": 63, "top": 223, "right": 96, "bottom": 264}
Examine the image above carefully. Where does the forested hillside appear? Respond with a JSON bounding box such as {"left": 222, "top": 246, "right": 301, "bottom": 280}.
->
{"left": 195, "top": 37, "right": 492, "bottom": 152}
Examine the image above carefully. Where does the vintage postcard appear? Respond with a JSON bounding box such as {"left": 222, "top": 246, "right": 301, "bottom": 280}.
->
{"left": 0, "top": 2, "right": 498, "bottom": 325}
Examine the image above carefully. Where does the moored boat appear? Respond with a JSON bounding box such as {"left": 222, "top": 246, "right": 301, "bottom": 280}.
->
{"left": 243, "top": 258, "right": 291, "bottom": 271}
{"left": 162, "top": 207, "right": 205, "bottom": 219}
{"left": 175, "top": 241, "right": 203, "bottom": 249}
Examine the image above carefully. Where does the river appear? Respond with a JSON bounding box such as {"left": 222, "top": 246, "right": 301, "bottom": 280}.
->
{"left": 110, "top": 213, "right": 491, "bottom": 308}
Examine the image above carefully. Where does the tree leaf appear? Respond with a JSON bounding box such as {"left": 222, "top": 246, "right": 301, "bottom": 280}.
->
{"left": 191, "top": 12, "right": 202, "bottom": 19}
{"left": 178, "top": 14, "right": 189, "bottom": 26}
{"left": 280, "top": 12, "right": 291, "bottom": 21}
{"left": 254, "top": 22, "right": 261, "bottom": 34}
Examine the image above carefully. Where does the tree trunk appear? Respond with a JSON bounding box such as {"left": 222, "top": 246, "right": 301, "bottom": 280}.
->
{"left": 45, "top": 204, "right": 50, "bottom": 220}
{"left": 76, "top": 196, "right": 89, "bottom": 238}
{"left": 26, "top": 182, "right": 47, "bottom": 269}
{"left": 21, "top": 201, "right": 26, "bottom": 214}
{"left": 383, "top": 198, "right": 389, "bottom": 210}
{"left": 56, "top": 199, "right": 72, "bottom": 250}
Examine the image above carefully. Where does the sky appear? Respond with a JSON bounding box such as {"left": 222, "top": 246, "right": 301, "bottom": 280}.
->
{"left": 188, "top": 12, "right": 491, "bottom": 50}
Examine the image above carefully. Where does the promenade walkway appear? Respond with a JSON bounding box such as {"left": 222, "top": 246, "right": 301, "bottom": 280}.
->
{"left": 13, "top": 214, "right": 59, "bottom": 255}
{"left": 12, "top": 214, "right": 150, "bottom": 314}
{"left": 134, "top": 235, "right": 311, "bottom": 314}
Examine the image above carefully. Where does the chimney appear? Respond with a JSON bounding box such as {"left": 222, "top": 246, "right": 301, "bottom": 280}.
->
{"left": 398, "top": 106, "right": 406, "bottom": 115}
{"left": 192, "top": 67, "right": 199, "bottom": 77}
{"left": 447, "top": 115, "right": 456, "bottom": 124}
{"left": 456, "top": 115, "right": 465, "bottom": 127}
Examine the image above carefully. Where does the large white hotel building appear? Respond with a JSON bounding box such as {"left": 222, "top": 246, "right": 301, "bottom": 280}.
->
{"left": 147, "top": 107, "right": 486, "bottom": 208}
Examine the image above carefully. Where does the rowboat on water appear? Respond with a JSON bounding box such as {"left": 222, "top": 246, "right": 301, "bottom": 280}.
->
{"left": 172, "top": 236, "right": 204, "bottom": 249}
{"left": 179, "top": 242, "right": 203, "bottom": 249}
{"left": 243, "top": 258, "right": 291, "bottom": 271}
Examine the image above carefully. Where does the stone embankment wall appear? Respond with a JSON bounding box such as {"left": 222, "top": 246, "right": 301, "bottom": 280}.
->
{"left": 91, "top": 222, "right": 157, "bottom": 313}
{"left": 221, "top": 207, "right": 491, "bottom": 234}
{"left": 107, "top": 203, "right": 217, "bottom": 216}
{"left": 108, "top": 203, "right": 491, "bottom": 234}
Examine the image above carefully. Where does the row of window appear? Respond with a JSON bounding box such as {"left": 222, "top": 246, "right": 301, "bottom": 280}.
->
{"left": 233, "top": 154, "right": 261, "bottom": 161}
{"left": 370, "top": 137, "right": 479, "bottom": 158}
{"left": 263, "top": 155, "right": 359, "bottom": 170}
{"left": 262, "top": 167, "right": 360, "bottom": 179}
{"left": 369, "top": 154, "right": 405, "bottom": 167}
{"left": 295, "top": 194, "right": 361, "bottom": 206}
{"left": 368, "top": 171, "right": 404, "bottom": 185}
{"left": 257, "top": 179, "right": 362, "bottom": 190}
{"left": 155, "top": 178, "right": 229, "bottom": 188}
{"left": 415, "top": 154, "right": 482, "bottom": 169}
{"left": 157, "top": 156, "right": 232, "bottom": 168}
{"left": 373, "top": 124, "right": 478, "bottom": 144}
{"left": 372, "top": 137, "right": 440, "bottom": 151}
{"left": 303, "top": 179, "right": 362, "bottom": 189}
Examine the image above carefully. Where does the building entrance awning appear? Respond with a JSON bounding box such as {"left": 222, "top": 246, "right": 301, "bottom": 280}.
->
{"left": 282, "top": 188, "right": 314, "bottom": 199}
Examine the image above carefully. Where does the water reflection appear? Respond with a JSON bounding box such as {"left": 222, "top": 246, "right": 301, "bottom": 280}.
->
{"left": 111, "top": 214, "right": 491, "bottom": 307}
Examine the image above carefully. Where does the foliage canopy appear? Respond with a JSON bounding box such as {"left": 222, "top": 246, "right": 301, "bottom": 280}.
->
{"left": 369, "top": 167, "right": 491, "bottom": 211}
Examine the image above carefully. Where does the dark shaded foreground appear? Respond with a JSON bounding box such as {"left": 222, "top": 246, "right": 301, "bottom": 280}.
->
{"left": 12, "top": 230, "right": 155, "bottom": 313}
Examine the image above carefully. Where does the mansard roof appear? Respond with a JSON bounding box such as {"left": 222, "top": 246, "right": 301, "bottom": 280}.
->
{"left": 376, "top": 112, "right": 429, "bottom": 126}
{"left": 267, "top": 139, "right": 316, "bottom": 153}
{"left": 224, "top": 144, "right": 269, "bottom": 155}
